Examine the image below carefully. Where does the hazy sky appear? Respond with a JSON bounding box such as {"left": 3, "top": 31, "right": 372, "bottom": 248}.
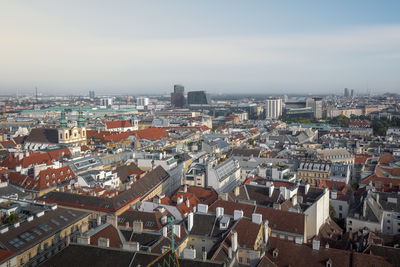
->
{"left": 1, "top": 1, "right": 400, "bottom": 95}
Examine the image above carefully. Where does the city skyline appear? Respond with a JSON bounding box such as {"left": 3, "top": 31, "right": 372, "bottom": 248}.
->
{"left": 1, "top": 1, "right": 400, "bottom": 95}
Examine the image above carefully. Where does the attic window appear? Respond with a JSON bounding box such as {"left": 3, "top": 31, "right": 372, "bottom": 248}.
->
{"left": 60, "top": 171, "right": 63, "bottom": 176}
{"left": 52, "top": 173, "right": 55, "bottom": 178}
{"left": 67, "top": 169, "right": 71, "bottom": 174}
{"left": 46, "top": 175, "right": 49, "bottom": 179}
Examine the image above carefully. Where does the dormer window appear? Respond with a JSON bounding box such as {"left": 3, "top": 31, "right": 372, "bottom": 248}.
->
{"left": 326, "top": 259, "right": 332, "bottom": 267}
{"left": 273, "top": 248, "right": 279, "bottom": 258}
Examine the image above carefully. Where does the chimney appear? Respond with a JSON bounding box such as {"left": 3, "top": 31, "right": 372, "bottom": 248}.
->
{"left": 312, "top": 239, "right": 320, "bottom": 251}
{"left": 188, "top": 212, "right": 194, "bottom": 232}
{"left": 197, "top": 204, "right": 208, "bottom": 214}
{"left": 106, "top": 215, "right": 117, "bottom": 227}
{"left": 252, "top": 213, "right": 262, "bottom": 224}
{"left": 177, "top": 196, "right": 183, "bottom": 205}
{"left": 132, "top": 220, "right": 143, "bottom": 233}
{"left": 228, "top": 247, "right": 233, "bottom": 259}
{"left": 232, "top": 230, "right": 238, "bottom": 252}
{"left": 216, "top": 207, "right": 224, "bottom": 218}
{"left": 264, "top": 220, "right": 269, "bottom": 244}
{"left": 202, "top": 250, "right": 207, "bottom": 261}
{"left": 123, "top": 241, "right": 140, "bottom": 252}
{"left": 305, "top": 183, "right": 310, "bottom": 195}
{"left": 292, "top": 195, "right": 297, "bottom": 206}
{"left": 77, "top": 236, "right": 90, "bottom": 245}
{"left": 173, "top": 224, "right": 181, "bottom": 238}
{"left": 269, "top": 184, "right": 275, "bottom": 198}
{"left": 233, "top": 210, "right": 243, "bottom": 220}
{"left": 98, "top": 237, "right": 110, "bottom": 248}
{"left": 97, "top": 216, "right": 102, "bottom": 226}
{"left": 186, "top": 198, "right": 190, "bottom": 208}
{"left": 183, "top": 184, "right": 188, "bottom": 193}
{"left": 234, "top": 186, "right": 240, "bottom": 196}
{"left": 162, "top": 226, "right": 168, "bottom": 237}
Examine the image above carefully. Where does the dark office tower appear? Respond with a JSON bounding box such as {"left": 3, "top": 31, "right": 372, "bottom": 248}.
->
{"left": 171, "top": 84, "right": 185, "bottom": 108}
{"left": 187, "top": 91, "right": 211, "bottom": 105}
{"left": 174, "top": 84, "right": 185, "bottom": 94}
{"left": 350, "top": 89, "right": 354, "bottom": 97}
{"left": 89, "top": 90, "right": 95, "bottom": 98}
{"left": 344, "top": 88, "right": 349, "bottom": 97}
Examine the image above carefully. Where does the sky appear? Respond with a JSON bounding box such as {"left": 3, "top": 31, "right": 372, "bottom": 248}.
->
{"left": 1, "top": 1, "right": 400, "bottom": 95}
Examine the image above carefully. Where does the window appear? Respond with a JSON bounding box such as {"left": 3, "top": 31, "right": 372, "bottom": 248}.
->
{"left": 9, "top": 238, "right": 24, "bottom": 248}
{"left": 387, "top": 220, "right": 391, "bottom": 223}
{"left": 32, "top": 228, "right": 42, "bottom": 236}
{"left": 65, "top": 133, "right": 68, "bottom": 139}
{"left": 339, "top": 205, "right": 343, "bottom": 211}
{"left": 348, "top": 220, "right": 352, "bottom": 225}
{"left": 39, "top": 223, "right": 52, "bottom": 232}
{"left": 349, "top": 227, "right": 352, "bottom": 231}
{"left": 51, "top": 219, "right": 60, "bottom": 226}
{"left": 239, "top": 257, "right": 243, "bottom": 263}
{"left": 247, "top": 258, "right": 250, "bottom": 264}
{"left": 20, "top": 232, "right": 35, "bottom": 242}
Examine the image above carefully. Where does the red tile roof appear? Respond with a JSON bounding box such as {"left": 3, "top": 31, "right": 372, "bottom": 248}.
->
{"left": 89, "top": 224, "right": 123, "bottom": 248}
{"left": 104, "top": 120, "right": 132, "bottom": 129}
{"left": 0, "top": 140, "right": 16, "bottom": 149}
{"left": 209, "top": 199, "right": 256, "bottom": 218}
{"left": 7, "top": 166, "right": 75, "bottom": 192}
{"left": 0, "top": 248, "right": 14, "bottom": 263}
{"left": 378, "top": 153, "right": 396, "bottom": 165}
{"left": 256, "top": 206, "right": 305, "bottom": 235}
{"left": 132, "top": 127, "right": 169, "bottom": 140}
{"left": 0, "top": 149, "right": 70, "bottom": 169}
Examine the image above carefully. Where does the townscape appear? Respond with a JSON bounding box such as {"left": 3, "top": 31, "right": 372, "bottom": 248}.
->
{"left": 0, "top": 88, "right": 399, "bottom": 266}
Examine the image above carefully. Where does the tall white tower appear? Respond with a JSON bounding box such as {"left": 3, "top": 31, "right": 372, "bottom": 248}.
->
{"left": 265, "top": 98, "right": 282, "bottom": 119}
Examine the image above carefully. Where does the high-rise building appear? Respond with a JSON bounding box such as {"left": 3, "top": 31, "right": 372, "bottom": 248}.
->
{"left": 89, "top": 90, "right": 95, "bottom": 99}
{"left": 264, "top": 98, "right": 282, "bottom": 119}
{"left": 171, "top": 84, "right": 185, "bottom": 108}
{"left": 350, "top": 89, "right": 354, "bottom": 97}
{"left": 312, "top": 97, "right": 323, "bottom": 119}
{"left": 137, "top": 97, "right": 149, "bottom": 106}
{"left": 174, "top": 84, "right": 185, "bottom": 94}
{"left": 187, "top": 91, "right": 210, "bottom": 105}
{"left": 100, "top": 98, "right": 113, "bottom": 107}
{"left": 344, "top": 88, "right": 349, "bottom": 97}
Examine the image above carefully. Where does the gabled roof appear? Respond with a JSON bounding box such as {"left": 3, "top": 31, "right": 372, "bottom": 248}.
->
{"left": 25, "top": 128, "right": 59, "bottom": 144}
{"left": 6, "top": 166, "right": 75, "bottom": 192}
{"left": 88, "top": 224, "right": 123, "bottom": 248}
{"left": 104, "top": 120, "right": 132, "bottom": 129}
{"left": 1, "top": 149, "right": 70, "bottom": 169}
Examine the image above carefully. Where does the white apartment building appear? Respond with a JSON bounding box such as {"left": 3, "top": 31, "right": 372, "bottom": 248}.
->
{"left": 265, "top": 98, "right": 282, "bottom": 119}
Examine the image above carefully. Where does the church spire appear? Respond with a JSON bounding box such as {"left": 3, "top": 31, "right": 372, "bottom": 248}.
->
{"left": 77, "top": 109, "right": 85, "bottom": 127}
{"left": 59, "top": 110, "right": 68, "bottom": 129}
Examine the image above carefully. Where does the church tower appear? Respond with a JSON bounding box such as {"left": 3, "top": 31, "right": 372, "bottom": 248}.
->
{"left": 58, "top": 110, "right": 69, "bottom": 144}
